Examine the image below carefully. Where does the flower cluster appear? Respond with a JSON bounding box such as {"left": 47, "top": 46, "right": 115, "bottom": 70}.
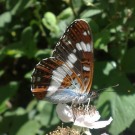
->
{"left": 47, "top": 126, "right": 80, "bottom": 135}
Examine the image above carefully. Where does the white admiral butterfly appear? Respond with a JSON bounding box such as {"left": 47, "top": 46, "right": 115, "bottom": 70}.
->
{"left": 31, "top": 19, "right": 94, "bottom": 104}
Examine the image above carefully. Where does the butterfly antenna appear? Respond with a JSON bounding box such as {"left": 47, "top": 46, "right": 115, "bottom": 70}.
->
{"left": 96, "top": 83, "right": 119, "bottom": 93}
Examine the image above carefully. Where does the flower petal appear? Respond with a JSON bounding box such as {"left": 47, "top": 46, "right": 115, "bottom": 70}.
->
{"left": 74, "top": 116, "right": 112, "bottom": 129}
{"left": 101, "top": 133, "right": 109, "bottom": 135}
{"left": 74, "top": 110, "right": 100, "bottom": 127}
{"left": 84, "top": 111, "right": 100, "bottom": 123}
{"left": 84, "top": 117, "right": 113, "bottom": 129}
{"left": 56, "top": 103, "right": 74, "bottom": 122}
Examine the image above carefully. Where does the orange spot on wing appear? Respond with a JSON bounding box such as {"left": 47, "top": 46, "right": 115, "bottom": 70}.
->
{"left": 32, "top": 88, "right": 47, "bottom": 100}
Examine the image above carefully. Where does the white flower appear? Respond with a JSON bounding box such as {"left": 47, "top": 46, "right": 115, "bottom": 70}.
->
{"left": 56, "top": 103, "right": 74, "bottom": 122}
{"left": 101, "top": 133, "right": 109, "bottom": 135}
{"left": 56, "top": 103, "right": 113, "bottom": 129}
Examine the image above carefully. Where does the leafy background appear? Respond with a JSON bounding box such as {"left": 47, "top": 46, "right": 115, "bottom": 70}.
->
{"left": 0, "top": 0, "right": 135, "bottom": 135}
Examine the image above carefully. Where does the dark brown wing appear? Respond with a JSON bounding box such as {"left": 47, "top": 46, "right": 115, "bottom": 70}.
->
{"left": 53, "top": 19, "right": 94, "bottom": 93}
{"left": 31, "top": 19, "right": 94, "bottom": 100}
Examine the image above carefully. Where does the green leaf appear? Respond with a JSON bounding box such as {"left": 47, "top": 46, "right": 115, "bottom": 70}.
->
{"left": 0, "top": 108, "right": 27, "bottom": 135}
{"left": 24, "top": 71, "right": 32, "bottom": 80}
{"left": 6, "top": 48, "right": 24, "bottom": 58}
{"left": 0, "top": 70, "right": 4, "bottom": 77}
{"left": 81, "top": 9, "right": 102, "bottom": 18}
{"left": 35, "top": 49, "right": 52, "bottom": 60}
{"left": 0, "top": 101, "right": 8, "bottom": 114}
{"left": 42, "top": 12, "right": 57, "bottom": 30}
{"left": 16, "top": 120, "right": 40, "bottom": 135}
{"left": 58, "top": 7, "right": 73, "bottom": 20}
{"left": 0, "top": 81, "right": 19, "bottom": 113}
{"left": 97, "top": 86, "right": 135, "bottom": 135}
{"left": 82, "top": 0, "right": 94, "bottom": 6}
{"left": 93, "top": 61, "right": 115, "bottom": 88}
{"left": 6, "top": 0, "right": 32, "bottom": 15}
{"left": 35, "top": 101, "right": 59, "bottom": 126}
{"left": 94, "top": 62, "right": 135, "bottom": 135}
{"left": 94, "top": 29, "right": 110, "bottom": 52}
{"left": 42, "top": 12, "right": 60, "bottom": 37}
{"left": 5, "top": 107, "right": 26, "bottom": 116}
{"left": 110, "top": 92, "right": 135, "bottom": 134}
{"left": 0, "top": 42, "right": 24, "bottom": 59}
{"left": 121, "top": 47, "right": 135, "bottom": 73}
{"left": 1, "top": 27, "right": 37, "bottom": 58}
{"left": 26, "top": 100, "right": 37, "bottom": 112}
{"left": 72, "top": 0, "right": 83, "bottom": 13}
{"left": 21, "top": 26, "right": 37, "bottom": 58}
{"left": 0, "top": 11, "right": 12, "bottom": 28}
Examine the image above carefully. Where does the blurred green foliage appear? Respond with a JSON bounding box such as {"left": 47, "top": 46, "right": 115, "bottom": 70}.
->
{"left": 0, "top": 0, "right": 135, "bottom": 135}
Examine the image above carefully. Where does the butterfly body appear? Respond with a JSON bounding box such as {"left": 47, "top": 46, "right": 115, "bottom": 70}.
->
{"left": 45, "top": 89, "right": 89, "bottom": 104}
{"left": 31, "top": 19, "right": 94, "bottom": 104}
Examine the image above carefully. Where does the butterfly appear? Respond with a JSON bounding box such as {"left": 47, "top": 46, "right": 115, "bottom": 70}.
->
{"left": 31, "top": 19, "right": 95, "bottom": 104}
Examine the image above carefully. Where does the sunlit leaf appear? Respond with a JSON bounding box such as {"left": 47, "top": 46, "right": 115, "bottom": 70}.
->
{"left": 58, "top": 7, "right": 73, "bottom": 20}
{"left": 0, "top": 12, "right": 12, "bottom": 28}
{"left": 94, "top": 30, "right": 110, "bottom": 52}
{"left": 81, "top": 9, "right": 102, "bottom": 18}
{"left": 16, "top": 120, "right": 40, "bottom": 135}
{"left": 94, "top": 62, "right": 135, "bottom": 135}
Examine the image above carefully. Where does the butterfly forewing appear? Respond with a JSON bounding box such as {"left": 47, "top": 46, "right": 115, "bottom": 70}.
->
{"left": 53, "top": 19, "right": 93, "bottom": 93}
{"left": 31, "top": 19, "right": 94, "bottom": 102}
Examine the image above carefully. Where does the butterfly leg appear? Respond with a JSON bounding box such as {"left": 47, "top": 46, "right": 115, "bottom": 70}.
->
{"left": 85, "top": 98, "right": 91, "bottom": 112}
{"left": 72, "top": 96, "right": 79, "bottom": 104}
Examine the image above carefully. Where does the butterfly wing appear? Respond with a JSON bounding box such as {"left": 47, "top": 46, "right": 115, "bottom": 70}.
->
{"left": 31, "top": 19, "right": 94, "bottom": 103}
{"left": 53, "top": 19, "right": 94, "bottom": 93}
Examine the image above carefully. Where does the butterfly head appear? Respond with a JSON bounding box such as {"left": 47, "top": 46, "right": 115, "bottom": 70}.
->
{"left": 88, "top": 91, "right": 99, "bottom": 100}
{"left": 88, "top": 84, "right": 119, "bottom": 100}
